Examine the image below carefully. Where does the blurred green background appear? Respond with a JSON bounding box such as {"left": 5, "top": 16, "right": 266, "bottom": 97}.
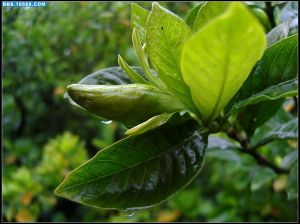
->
{"left": 2, "top": 1, "right": 298, "bottom": 222}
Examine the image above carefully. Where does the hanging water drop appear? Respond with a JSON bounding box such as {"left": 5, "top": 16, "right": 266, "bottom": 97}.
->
{"left": 101, "top": 120, "right": 112, "bottom": 124}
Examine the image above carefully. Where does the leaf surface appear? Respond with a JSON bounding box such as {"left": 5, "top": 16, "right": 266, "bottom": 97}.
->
{"left": 55, "top": 113, "right": 207, "bottom": 210}
{"left": 146, "top": 3, "right": 195, "bottom": 110}
{"left": 181, "top": 2, "right": 266, "bottom": 121}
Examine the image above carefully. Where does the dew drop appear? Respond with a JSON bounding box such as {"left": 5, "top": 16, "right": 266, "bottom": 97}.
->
{"left": 101, "top": 120, "right": 112, "bottom": 124}
{"left": 121, "top": 211, "right": 135, "bottom": 217}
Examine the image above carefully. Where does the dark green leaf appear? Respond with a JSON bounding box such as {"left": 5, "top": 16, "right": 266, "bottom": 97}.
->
{"left": 281, "top": 150, "right": 298, "bottom": 170}
{"left": 251, "top": 107, "right": 297, "bottom": 147}
{"left": 287, "top": 162, "right": 298, "bottom": 200}
{"left": 55, "top": 113, "right": 208, "bottom": 210}
{"left": 207, "top": 135, "right": 241, "bottom": 163}
{"left": 250, "top": 166, "right": 276, "bottom": 191}
{"left": 67, "top": 83, "right": 186, "bottom": 127}
{"left": 227, "top": 34, "right": 298, "bottom": 115}
{"left": 236, "top": 99, "right": 284, "bottom": 136}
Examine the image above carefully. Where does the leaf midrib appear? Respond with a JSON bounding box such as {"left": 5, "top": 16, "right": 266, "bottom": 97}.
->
{"left": 57, "top": 131, "right": 198, "bottom": 192}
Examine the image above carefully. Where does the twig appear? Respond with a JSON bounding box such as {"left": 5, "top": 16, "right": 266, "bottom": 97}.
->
{"left": 265, "top": 2, "right": 276, "bottom": 28}
{"left": 226, "top": 127, "right": 289, "bottom": 174}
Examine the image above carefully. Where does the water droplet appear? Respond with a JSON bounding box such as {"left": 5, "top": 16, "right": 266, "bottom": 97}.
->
{"left": 121, "top": 211, "right": 135, "bottom": 217}
{"left": 101, "top": 120, "right": 112, "bottom": 124}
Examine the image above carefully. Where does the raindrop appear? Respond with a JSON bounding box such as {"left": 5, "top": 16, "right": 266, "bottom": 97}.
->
{"left": 121, "top": 210, "right": 135, "bottom": 217}
{"left": 101, "top": 120, "right": 112, "bottom": 124}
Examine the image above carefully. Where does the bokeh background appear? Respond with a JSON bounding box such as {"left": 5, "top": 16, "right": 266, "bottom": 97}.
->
{"left": 2, "top": 1, "right": 298, "bottom": 222}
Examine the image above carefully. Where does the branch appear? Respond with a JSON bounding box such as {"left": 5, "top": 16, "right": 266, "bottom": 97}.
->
{"left": 265, "top": 2, "right": 276, "bottom": 28}
{"left": 226, "top": 127, "right": 289, "bottom": 174}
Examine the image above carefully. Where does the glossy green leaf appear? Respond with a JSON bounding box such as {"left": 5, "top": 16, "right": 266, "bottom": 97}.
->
{"left": 253, "top": 117, "right": 298, "bottom": 149}
{"left": 227, "top": 34, "right": 298, "bottom": 114}
{"left": 251, "top": 107, "right": 296, "bottom": 146}
{"left": 236, "top": 100, "right": 284, "bottom": 137}
{"left": 55, "top": 113, "right": 208, "bottom": 210}
{"left": 181, "top": 2, "right": 266, "bottom": 122}
{"left": 185, "top": 2, "right": 205, "bottom": 28}
{"left": 146, "top": 2, "right": 195, "bottom": 110}
{"left": 131, "top": 3, "right": 150, "bottom": 43}
{"left": 266, "top": 21, "right": 289, "bottom": 46}
{"left": 132, "top": 29, "right": 166, "bottom": 90}
{"left": 193, "top": 2, "right": 230, "bottom": 32}
{"left": 125, "top": 113, "right": 173, "bottom": 136}
{"left": 250, "top": 166, "right": 276, "bottom": 191}
{"left": 67, "top": 84, "right": 185, "bottom": 127}
{"left": 118, "top": 55, "right": 148, "bottom": 84}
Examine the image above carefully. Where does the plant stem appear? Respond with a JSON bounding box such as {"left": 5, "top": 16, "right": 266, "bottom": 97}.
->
{"left": 226, "top": 127, "right": 289, "bottom": 174}
{"left": 265, "top": 2, "right": 276, "bottom": 28}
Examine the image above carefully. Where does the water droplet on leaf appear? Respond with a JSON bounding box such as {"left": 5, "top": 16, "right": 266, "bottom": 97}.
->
{"left": 101, "top": 120, "right": 112, "bottom": 124}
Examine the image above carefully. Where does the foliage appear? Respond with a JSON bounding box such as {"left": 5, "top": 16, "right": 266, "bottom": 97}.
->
{"left": 56, "top": 0, "right": 298, "bottom": 219}
{"left": 3, "top": 1, "right": 298, "bottom": 222}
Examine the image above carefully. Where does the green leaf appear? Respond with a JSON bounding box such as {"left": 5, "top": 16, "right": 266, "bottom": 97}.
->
{"left": 181, "top": 2, "right": 266, "bottom": 122}
{"left": 118, "top": 55, "right": 148, "bottom": 84}
{"left": 131, "top": 3, "right": 150, "bottom": 43}
{"left": 227, "top": 35, "right": 298, "bottom": 114}
{"left": 253, "top": 117, "right": 298, "bottom": 149}
{"left": 249, "top": 7, "right": 271, "bottom": 32}
{"left": 185, "top": 2, "right": 205, "bottom": 28}
{"left": 281, "top": 150, "right": 298, "bottom": 170}
{"left": 207, "top": 134, "right": 241, "bottom": 163}
{"left": 266, "top": 21, "right": 289, "bottom": 46}
{"left": 287, "top": 162, "right": 298, "bottom": 200}
{"left": 193, "top": 2, "right": 230, "bottom": 32}
{"left": 236, "top": 100, "right": 284, "bottom": 137}
{"left": 132, "top": 29, "right": 166, "bottom": 90}
{"left": 55, "top": 113, "right": 208, "bottom": 210}
{"left": 125, "top": 113, "right": 173, "bottom": 136}
{"left": 67, "top": 84, "right": 186, "bottom": 127}
{"left": 251, "top": 107, "right": 296, "bottom": 146}
{"left": 250, "top": 166, "right": 276, "bottom": 191}
{"left": 146, "top": 2, "right": 195, "bottom": 111}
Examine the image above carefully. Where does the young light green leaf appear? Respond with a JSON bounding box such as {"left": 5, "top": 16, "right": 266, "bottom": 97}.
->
{"left": 118, "top": 54, "right": 148, "bottom": 84}
{"left": 55, "top": 113, "right": 207, "bottom": 210}
{"left": 267, "top": 21, "right": 289, "bottom": 46}
{"left": 125, "top": 113, "right": 173, "bottom": 136}
{"left": 67, "top": 84, "right": 186, "bottom": 127}
{"left": 131, "top": 3, "right": 150, "bottom": 43}
{"left": 185, "top": 2, "right": 205, "bottom": 28}
{"left": 193, "top": 2, "right": 230, "bottom": 32}
{"left": 181, "top": 2, "right": 266, "bottom": 122}
{"left": 132, "top": 29, "right": 166, "bottom": 90}
{"left": 146, "top": 2, "right": 195, "bottom": 111}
